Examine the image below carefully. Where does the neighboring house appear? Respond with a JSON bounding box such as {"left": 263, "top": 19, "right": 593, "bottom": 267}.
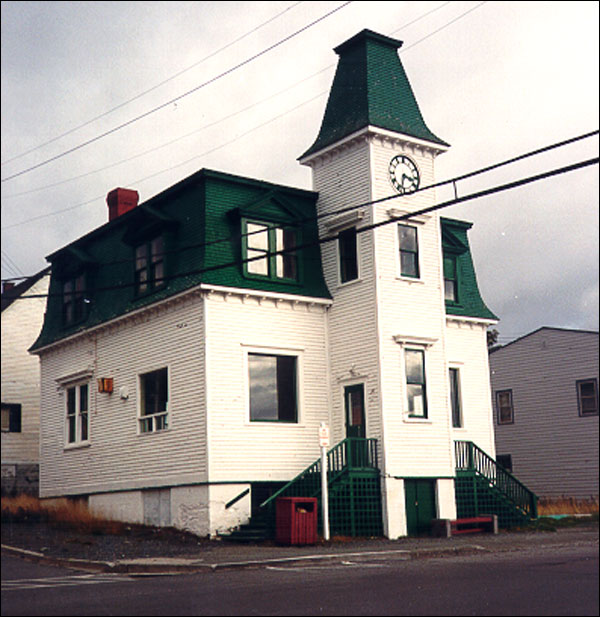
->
{"left": 30, "top": 30, "right": 531, "bottom": 538}
{"left": 1, "top": 268, "right": 50, "bottom": 496}
{"left": 491, "top": 327, "right": 599, "bottom": 499}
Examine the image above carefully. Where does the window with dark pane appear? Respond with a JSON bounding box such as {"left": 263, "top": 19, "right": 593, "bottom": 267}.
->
{"left": 398, "top": 224, "right": 419, "bottom": 278}
{"left": 405, "top": 349, "right": 427, "bottom": 418}
{"left": 449, "top": 367, "right": 462, "bottom": 428}
{"left": 577, "top": 379, "right": 598, "bottom": 416}
{"left": 444, "top": 255, "right": 458, "bottom": 303}
{"left": 338, "top": 227, "right": 358, "bottom": 283}
{"left": 249, "top": 353, "right": 297, "bottom": 422}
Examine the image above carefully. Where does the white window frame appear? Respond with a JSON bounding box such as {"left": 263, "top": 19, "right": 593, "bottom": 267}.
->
{"left": 64, "top": 381, "right": 90, "bottom": 448}
{"left": 449, "top": 365, "right": 463, "bottom": 429}
{"left": 394, "top": 335, "right": 436, "bottom": 423}
{"left": 243, "top": 345, "right": 303, "bottom": 425}
{"left": 138, "top": 366, "right": 170, "bottom": 434}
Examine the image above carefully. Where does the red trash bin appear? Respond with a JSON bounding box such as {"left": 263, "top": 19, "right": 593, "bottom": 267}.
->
{"left": 276, "top": 497, "right": 318, "bottom": 545}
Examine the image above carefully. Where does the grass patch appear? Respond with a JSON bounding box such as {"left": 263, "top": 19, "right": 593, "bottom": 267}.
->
{"left": 1, "top": 495, "right": 125, "bottom": 535}
{"left": 537, "top": 497, "right": 599, "bottom": 516}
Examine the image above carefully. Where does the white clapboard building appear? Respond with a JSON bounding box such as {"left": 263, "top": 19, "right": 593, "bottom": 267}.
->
{"left": 31, "top": 30, "right": 536, "bottom": 538}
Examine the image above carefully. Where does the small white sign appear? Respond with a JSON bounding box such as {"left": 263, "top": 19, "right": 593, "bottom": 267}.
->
{"left": 319, "top": 423, "right": 330, "bottom": 448}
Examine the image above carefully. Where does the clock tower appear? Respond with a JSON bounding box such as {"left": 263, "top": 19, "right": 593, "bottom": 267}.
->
{"left": 299, "top": 29, "right": 460, "bottom": 537}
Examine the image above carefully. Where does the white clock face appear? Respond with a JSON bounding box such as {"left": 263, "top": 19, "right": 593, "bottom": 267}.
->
{"left": 389, "top": 155, "right": 420, "bottom": 195}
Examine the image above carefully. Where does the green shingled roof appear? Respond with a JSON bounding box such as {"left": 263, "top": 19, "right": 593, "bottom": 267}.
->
{"left": 441, "top": 217, "right": 497, "bottom": 321}
{"left": 301, "top": 29, "right": 448, "bottom": 159}
{"left": 30, "top": 169, "right": 330, "bottom": 351}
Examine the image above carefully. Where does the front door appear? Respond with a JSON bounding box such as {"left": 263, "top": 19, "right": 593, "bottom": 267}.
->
{"left": 344, "top": 384, "right": 365, "bottom": 439}
{"left": 345, "top": 384, "right": 366, "bottom": 467}
{"left": 404, "top": 479, "right": 437, "bottom": 536}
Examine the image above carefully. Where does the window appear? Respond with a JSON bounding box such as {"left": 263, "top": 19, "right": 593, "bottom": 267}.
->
{"left": 338, "top": 227, "right": 358, "bottom": 283}
{"left": 139, "top": 368, "right": 169, "bottom": 433}
{"left": 62, "top": 274, "right": 87, "bottom": 326}
{"left": 66, "top": 383, "right": 89, "bottom": 445}
{"left": 496, "top": 454, "right": 513, "bottom": 472}
{"left": 405, "top": 349, "right": 427, "bottom": 418}
{"left": 135, "top": 236, "right": 165, "bottom": 295}
{"left": 244, "top": 221, "right": 297, "bottom": 281}
{"left": 1, "top": 403, "right": 21, "bottom": 433}
{"left": 444, "top": 255, "right": 458, "bottom": 303}
{"left": 248, "top": 353, "right": 297, "bottom": 422}
{"left": 449, "top": 368, "right": 462, "bottom": 428}
{"left": 398, "top": 224, "right": 419, "bottom": 278}
{"left": 496, "top": 389, "right": 514, "bottom": 425}
{"left": 577, "top": 379, "right": 598, "bottom": 416}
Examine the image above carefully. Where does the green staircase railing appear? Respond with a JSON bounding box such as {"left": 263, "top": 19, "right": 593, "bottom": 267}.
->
{"left": 257, "top": 437, "right": 382, "bottom": 537}
{"left": 261, "top": 438, "right": 379, "bottom": 509}
{"left": 455, "top": 440, "right": 538, "bottom": 525}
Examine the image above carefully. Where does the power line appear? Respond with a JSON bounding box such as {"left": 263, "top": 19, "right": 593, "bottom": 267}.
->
{"left": 0, "top": 2, "right": 352, "bottom": 184}
{"left": 1, "top": 1, "right": 457, "bottom": 201}
{"left": 0, "top": 2, "right": 304, "bottom": 168}
{"left": 1, "top": 1, "right": 483, "bottom": 216}
{"left": 2, "top": 130, "right": 598, "bottom": 277}
{"left": 4, "top": 155, "right": 597, "bottom": 298}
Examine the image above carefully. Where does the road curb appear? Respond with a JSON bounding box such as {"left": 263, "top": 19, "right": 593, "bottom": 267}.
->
{"left": 2, "top": 543, "right": 490, "bottom": 575}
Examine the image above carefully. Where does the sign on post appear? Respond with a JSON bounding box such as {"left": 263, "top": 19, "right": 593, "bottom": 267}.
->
{"left": 319, "top": 422, "right": 330, "bottom": 541}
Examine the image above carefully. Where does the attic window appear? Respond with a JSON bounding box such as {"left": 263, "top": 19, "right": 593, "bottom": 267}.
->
{"left": 135, "top": 236, "right": 165, "bottom": 296}
{"left": 243, "top": 220, "right": 297, "bottom": 281}
{"left": 62, "top": 274, "right": 88, "bottom": 326}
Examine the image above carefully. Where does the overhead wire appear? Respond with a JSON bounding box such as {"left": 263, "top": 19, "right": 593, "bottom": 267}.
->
{"left": 0, "top": 1, "right": 352, "bottom": 184}
{"left": 1, "top": 1, "right": 457, "bottom": 202}
{"left": 0, "top": 1, "right": 305, "bottom": 168}
{"left": 3, "top": 154, "right": 598, "bottom": 298}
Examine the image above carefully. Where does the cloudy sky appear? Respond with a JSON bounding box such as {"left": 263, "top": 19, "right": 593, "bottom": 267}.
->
{"left": 1, "top": 1, "right": 598, "bottom": 344}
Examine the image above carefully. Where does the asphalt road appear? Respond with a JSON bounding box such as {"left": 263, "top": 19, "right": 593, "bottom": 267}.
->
{"left": 2, "top": 544, "right": 598, "bottom": 616}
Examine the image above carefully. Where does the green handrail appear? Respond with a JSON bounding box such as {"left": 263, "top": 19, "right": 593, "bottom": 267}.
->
{"left": 455, "top": 440, "right": 538, "bottom": 519}
{"left": 260, "top": 438, "right": 378, "bottom": 510}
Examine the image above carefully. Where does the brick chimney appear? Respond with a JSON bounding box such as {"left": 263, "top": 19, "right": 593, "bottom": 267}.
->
{"left": 107, "top": 188, "right": 139, "bottom": 221}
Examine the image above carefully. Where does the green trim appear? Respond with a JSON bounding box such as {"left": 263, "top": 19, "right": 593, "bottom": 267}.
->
{"left": 441, "top": 217, "right": 497, "bottom": 321}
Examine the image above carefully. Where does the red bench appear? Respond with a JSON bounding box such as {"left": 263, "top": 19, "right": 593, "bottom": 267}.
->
{"left": 432, "top": 514, "right": 498, "bottom": 537}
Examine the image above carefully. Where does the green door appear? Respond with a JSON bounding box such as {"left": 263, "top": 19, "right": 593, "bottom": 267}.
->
{"left": 405, "top": 479, "right": 437, "bottom": 536}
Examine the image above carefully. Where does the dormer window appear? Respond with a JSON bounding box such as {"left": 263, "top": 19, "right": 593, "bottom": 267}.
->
{"left": 62, "top": 274, "right": 87, "bottom": 326}
{"left": 135, "top": 236, "right": 165, "bottom": 295}
{"left": 444, "top": 254, "right": 458, "bottom": 303}
{"left": 243, "top": 220, "right": 297, "bottom": 281}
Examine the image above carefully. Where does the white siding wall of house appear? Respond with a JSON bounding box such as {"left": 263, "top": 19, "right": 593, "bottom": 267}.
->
{"left": 1, "top": 275, "right": 49, "bottom": 468}
{"left": 37, "top": 291, "right": 209, "bottom": 530}
{"left": 306, "top": 135, "right": 383, "bottom": 447}
{"left": 445, "top": 318, "right": 496, "bottom": 456}
{"left": 491, "top": 328, "right": 599, "bottom": 499}
{"left": 205, "top": 288, "right": 331, "bottom": 482}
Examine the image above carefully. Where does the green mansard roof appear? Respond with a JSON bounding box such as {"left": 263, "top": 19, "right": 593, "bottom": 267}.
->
{"left": 441, "top": 217, "right": 497, "bottom": 321}
{"left": 301, "top": 29, "right": 449, "bottom": 159}
{"left": 31, "top": 169, "right": 330, "bottom": 351}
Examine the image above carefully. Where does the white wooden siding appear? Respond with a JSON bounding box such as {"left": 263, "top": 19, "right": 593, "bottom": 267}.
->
{"left": 491, "top": 328, "right": 599, "bottom": 498}
{"left": 205, "top": 291, "right": 330, "bottom": 481}
{"left": 1, "top": 274, "right": 49, "bottom": 464}
{"left": 309, "top": 138, "right": 383, "bottom": 448}
{"left": 38, "top": 292, "right": 207, "bottom": 497}
{"left": 445, "top": 319, "right": 496, "bottom": 457}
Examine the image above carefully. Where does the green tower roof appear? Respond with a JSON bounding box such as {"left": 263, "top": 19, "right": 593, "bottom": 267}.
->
{"left": 300, "top": 29, "right": 449, "bottom": 159}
